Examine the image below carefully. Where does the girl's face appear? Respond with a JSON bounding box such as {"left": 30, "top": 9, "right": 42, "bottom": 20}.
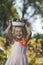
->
{"left": 14, "top": 27, "right": 23, "bottom": 40}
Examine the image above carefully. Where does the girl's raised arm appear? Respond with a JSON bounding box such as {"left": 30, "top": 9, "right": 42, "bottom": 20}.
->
{"left": 4, "top": 20, "right": 14, "bottom": 43}
{"left": 25, "top": 24, "right": 32, "bottom": 43}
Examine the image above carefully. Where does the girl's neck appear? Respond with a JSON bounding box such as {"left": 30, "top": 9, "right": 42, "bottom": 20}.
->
{"left": 15, "top": 38, "right": 22, "bottom": 41}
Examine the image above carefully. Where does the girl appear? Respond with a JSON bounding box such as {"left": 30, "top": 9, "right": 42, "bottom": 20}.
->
{"left": 4, "top": 19, "right": 32, "bottom": 65}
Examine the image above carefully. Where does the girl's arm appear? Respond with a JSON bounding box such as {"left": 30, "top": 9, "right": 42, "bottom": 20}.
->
{"left": 25, "top": 24, "right": 32, "bottom": 43}
{"left": 4, "top": 20, "right": 14, "bottom": 43}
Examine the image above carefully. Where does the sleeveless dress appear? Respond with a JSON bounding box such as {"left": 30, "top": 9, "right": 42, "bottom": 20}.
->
{"left": 5, "top": 41, "right": 28, "bottom": 65}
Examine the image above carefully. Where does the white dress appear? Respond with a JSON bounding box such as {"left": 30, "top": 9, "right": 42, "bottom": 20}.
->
{"left": 5, "top": 41, "right": 28, "bottom": 65}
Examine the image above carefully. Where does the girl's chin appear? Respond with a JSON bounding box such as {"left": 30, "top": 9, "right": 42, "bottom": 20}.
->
{"left": 16, "top": 37, "right": 22, "bottom": 39}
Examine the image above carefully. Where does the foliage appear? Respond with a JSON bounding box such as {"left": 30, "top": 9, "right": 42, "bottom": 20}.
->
{"left": 33, "top": 33, "right": 43, "bottom": 38}
{"left": 0, "top": 49, "right": 7, "bottom": 65}
{"left": 0, "top": 37, "right": 11, "bottom": 50}
{"left": 15, "top": 0, "right": 43, "bottom": 18}
{"left": 0, "top": 0, "right": 19, "bottom": 35}
{"left": 24, "top": 0, "right": 43, "bottom": 17}
{"left": 26, "top": 37, "right": 43, "bottom": 65}
{"left": 0, "top": 0, "right": 18, "bottom": 21}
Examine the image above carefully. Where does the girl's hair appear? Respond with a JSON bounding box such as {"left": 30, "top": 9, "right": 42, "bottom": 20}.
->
{"left": 13, "top": 26, "right": 23, "bottom": 32}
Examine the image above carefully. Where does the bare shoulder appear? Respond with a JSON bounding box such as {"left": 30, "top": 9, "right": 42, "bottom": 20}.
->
{"left": 12, "top": 39, "right": 15, "bottom": 44}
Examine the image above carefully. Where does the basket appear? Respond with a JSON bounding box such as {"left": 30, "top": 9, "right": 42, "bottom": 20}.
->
{"left": 12, "top": 21, "right": 25, "bottom": 26}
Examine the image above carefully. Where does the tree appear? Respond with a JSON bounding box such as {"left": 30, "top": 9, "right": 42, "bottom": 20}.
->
{"left": 0, "top": 0, "right": 19, "bottom": 35}
{"left": 15, "top": 0, "right": 43, "bottom": 18}
{"left": 33, "top": 33, "right": 43, "bottom": 39}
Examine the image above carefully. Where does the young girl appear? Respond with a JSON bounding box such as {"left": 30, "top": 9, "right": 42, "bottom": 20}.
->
{"left": 4, "top": 19, "right": 32, "bottom": 65}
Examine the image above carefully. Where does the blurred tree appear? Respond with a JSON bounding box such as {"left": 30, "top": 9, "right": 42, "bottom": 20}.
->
{"left": 22, "top": 0, "right": 43, "bottom": 18}
{"left": 33, "top": 33, "right": 43, "bottom": 39}
{"left": 0, "top": 49, "right": 7, "bottom": 65}
{"left": 15, "top": 0, "right": 43, "bottom": 18}
{"left": 0, "top": 0, "right": 19, "bottom": 33}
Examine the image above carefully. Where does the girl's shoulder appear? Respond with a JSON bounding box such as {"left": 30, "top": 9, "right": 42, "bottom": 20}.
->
{"left": 12, "top": 39, "right": 15, "bottom": 44}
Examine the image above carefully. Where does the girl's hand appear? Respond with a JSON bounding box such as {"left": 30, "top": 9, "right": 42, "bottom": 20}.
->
{"left": 21, "top": 18, "right": 27, "bottom": 24}
{"left": 21, "top": 18, "right": 29, "bottom": 26}
{"left": 8, "top": 20, "right": 12, "bottom": 27}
